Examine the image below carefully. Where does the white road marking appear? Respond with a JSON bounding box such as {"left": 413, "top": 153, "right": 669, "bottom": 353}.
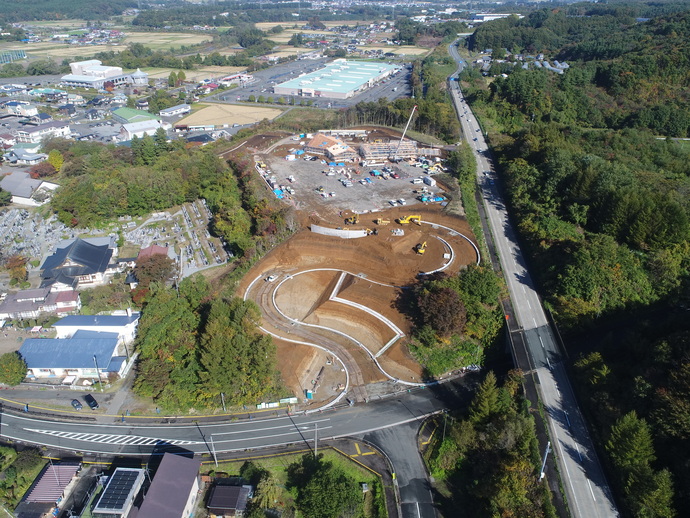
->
{"left": 539, "top": 336, "right": 544, "bottom": 348}
{"left": 587, "top": 479, "right": 597, "bottom": 501}
{"left": 26, "top": 428, "right": 200, "bottom": 446}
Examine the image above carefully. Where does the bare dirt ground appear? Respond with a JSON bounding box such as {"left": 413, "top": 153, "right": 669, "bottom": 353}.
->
{"left": 239, "top": 204, "right": 478, "bottom": 398}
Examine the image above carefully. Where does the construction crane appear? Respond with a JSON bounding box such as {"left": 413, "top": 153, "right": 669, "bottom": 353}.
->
{"left": 415, "top": 241, "right": 427, "bottom": 255}
{"left": 391, "top": 105, "right": 417, "bottom": 162}
{"left": 396, "top": 215, "right": 422, "bottom": 225}
{"left": 344, "top": 214, "right": 359, "bottom": 225}
{"left": 376, "top": 218, "right": 390, "bottom": 225}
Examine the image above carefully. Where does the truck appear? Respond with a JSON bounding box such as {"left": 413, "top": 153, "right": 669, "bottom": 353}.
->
{"left": 423, "top": 177, "right": 436, "bottom": 187}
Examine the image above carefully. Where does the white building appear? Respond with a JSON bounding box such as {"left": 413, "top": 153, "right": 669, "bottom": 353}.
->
{"left": 15, "top": 120, "right": 71, "bottom": 144}
{"left": 60, "top": 59, "right": 149, "bottom": 90}
{"left": 120, "top": 120, "right": 170, "bottom": 140}
{"left": 52, "top": 311, "right": 140, "bottom": 344}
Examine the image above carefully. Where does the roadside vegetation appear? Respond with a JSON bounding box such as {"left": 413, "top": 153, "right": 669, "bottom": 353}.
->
{"left": 205, "top": 449, "right": 385, "bottom": 518}
{"left": 407, "top": 265, "right": 503, "bottom": 378}
{"left": 427, "top": 370, "right": 556, "bottom": 517}
{"left": 460, "top": 6, "right": 690, "bottom": 516}
{"left": 0, "top": 446, "right": 45, "bottom": 508}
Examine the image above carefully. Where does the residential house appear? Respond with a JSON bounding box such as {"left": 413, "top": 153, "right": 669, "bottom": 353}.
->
{"left": 15, "top": 120, "right": 71, "bottom": 144}
{"left": 19, "top": 332, "right": 127, "bottom": 380}
{"left": 0, "top": 287, "right": 80, "bottom": 319}
{"left": 40, "top": 237, "right": 115, "bottom": 290}
{"left": 0, "top": 170, "right": 58, "bottom": 206}
{"left": 207, "top": 484, "right": 251, "bottom": 517}
{"left": 0, "top": 132, "right": 16, "bottom": 147}
{"left": 137, "top": 453, "right": 202, "bottom": 518}
{"left": 53, "top": 311, "right": 140, "bottom": 344}
{"left": 5, "top": 101, "right": 38, "bottom": 117}
{"left": 14, "top": 463, "right": 80, "bottom": 518}
{"left": 3, "top": 148, "right": 47, "bottom": 165}
{"left": 92, "top": 468, "right": 146, "bottom": 518}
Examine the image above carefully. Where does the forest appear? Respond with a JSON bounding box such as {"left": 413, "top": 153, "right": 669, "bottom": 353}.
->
{"left": 133, "top": 277, "right": 284, "bottom": 411}
{"left": 460, "top": 6, "right": 690, "bottom": 516}
{"left": 0, "top": 0, "right": 135, "bottom": 23}
{"left": 428, "top": 370, "right": 556, "bottom": 518}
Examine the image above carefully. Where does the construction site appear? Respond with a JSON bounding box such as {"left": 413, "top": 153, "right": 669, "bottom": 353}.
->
{"left": 231, "top": 124, "right": 477, "bottom": 409}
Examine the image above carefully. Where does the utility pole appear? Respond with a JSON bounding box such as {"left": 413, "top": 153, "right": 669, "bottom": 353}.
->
{"left": 210, "top": 435, "right": 218, "bottom": 467}
{"left": 93, "top": 355, "right": 103, "bottom": 392}
{"left": 442, "top": 410, "right": 448, "bottom": 441}
{"left": 540, "top": 441, "right": 551, "bottom": 480}
{"left": 314, "top": 423, "right": 318, "bottom": 458}
{"left": 221, "top": 393, "right": 227, "bottom": 413}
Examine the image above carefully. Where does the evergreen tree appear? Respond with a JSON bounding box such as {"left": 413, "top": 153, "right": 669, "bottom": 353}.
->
{"left": 168, "top": 71, "right": 177, "bottom": 87}
{"left": 469, "top": 371, "right": 502, "bottom": 424}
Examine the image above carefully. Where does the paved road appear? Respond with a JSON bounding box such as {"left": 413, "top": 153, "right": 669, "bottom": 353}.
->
{"left": 0, "top": 387, "right": 445, "bottom": 457}
{"left": 447, "top": 40, "right": 618, "bottom": 518}
{"left": 364, "top": 422, "right": 437, "bottom": 518}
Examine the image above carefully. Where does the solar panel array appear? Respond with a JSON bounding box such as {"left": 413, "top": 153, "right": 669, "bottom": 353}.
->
{"left": 95, "top": 469, "right": 143, "bottom": 511}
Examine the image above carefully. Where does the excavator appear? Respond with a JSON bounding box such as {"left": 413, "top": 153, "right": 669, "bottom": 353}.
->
{"left": 415, "top": 241, "right": 427, "bottom": 255}
{"left": 344, "top": 214, "right": 359, "bottom": 225}
{"left": 376, "top": 218, "right": 390, "bottom": 225}
{"left": 396, "top": 215, "right": 422, "bottom": 225}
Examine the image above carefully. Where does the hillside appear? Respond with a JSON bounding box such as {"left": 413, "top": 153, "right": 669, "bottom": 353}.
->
{"left": 461, "top": 7, "right": 690, "bottom": 516}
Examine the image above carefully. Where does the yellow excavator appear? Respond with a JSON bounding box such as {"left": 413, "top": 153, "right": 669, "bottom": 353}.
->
{"left": 415, "top": 241, "right": 427, "bottom": 255}
{"left": 344, "top": 214, "right": 359, "bottom": 225}
{"left": 376, "top": 218, "right": 390, "bottom": 225}
{"left": 396, "top": 215, "right": 422, "bottom": 225}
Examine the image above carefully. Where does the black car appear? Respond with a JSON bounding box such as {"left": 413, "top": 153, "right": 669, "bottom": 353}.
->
{"left": 83, "top": 394, "right": 99, "bottom": 410}
{"left": 71, "top": 399, "right": 83, "bottom": 411}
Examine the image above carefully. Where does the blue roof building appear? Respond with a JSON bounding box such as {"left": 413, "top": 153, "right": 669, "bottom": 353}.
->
{"left": 19, "top": 335, "right": 126, "bottom": 380}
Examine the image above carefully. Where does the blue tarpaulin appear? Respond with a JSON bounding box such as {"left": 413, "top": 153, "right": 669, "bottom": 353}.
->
{"left": 337, "top": 163, "right": 345, "bottom": 166}
{"left": 328, "top": 162, "right": 336, "bottom": 166}
{"left": 295, "top": 149, "right": 305, "bottom": 155}
{"left": 273, "top": 189, "right": 284, "bottom": 199}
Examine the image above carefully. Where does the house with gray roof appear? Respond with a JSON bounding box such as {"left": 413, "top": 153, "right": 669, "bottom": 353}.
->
{"left": 137, "top": 454, "right": 201, "bottom": 518}
{"left": 40, "top": 237, "right": 114, "bottom": 290}
{"left": 4, "top": 148, "right": 47, "bottom": 165}
{"left": 0, "top": 170, "right": 59, "bottom": 206}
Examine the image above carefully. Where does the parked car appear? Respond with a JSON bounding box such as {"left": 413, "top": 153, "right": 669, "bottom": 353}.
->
{"left": 71, "top": 399, "right": 83, "bottom": 411}
{"left": 266, "top": 275, "right": 278, "bottom": 282}
{"left": 83, "top": 394, "right": 99, "bottom": 410}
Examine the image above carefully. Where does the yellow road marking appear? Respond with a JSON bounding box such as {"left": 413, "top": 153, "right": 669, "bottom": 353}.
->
{"left": 421, "top": 427, "right": 436, "bottom": 445}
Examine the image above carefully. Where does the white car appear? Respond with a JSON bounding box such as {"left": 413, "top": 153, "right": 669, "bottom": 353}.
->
{"left": 389, "top": 200, "right": 397, "bottom": 206}
{"left": 397, "top": 199, "right": 407, "bottom": 206}
{"left": 266, "top": 275, "right": 278, "bottom": 282}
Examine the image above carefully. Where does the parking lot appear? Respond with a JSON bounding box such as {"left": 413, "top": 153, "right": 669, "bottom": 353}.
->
{"left": 213, "top": 60, "right": 413, "bottom": 110}
{"left": 259, "top": 151, "right": 447, "bottom": 216}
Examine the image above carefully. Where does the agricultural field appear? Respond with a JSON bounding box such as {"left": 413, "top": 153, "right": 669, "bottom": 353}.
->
{"left": 179, "top": 103, "right": 284, "bottom": 127}
{"left": 0, "top": 31, "right": 211, "bottom": 61}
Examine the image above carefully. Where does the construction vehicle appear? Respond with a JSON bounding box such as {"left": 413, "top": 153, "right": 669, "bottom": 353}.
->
{"left": 366, "top": 228, "right": 378, "bottom": 236}
{"left": 344, "top": 214, "right": 359, "bottom": 225}
{"left": 376, "top": 218, "right": 390, "bottom": 225}
{"left": 396, "top": 215, "right": 422, "bottom": 225}
{"left": 415, "top": 241, "right": 427, "bottom": 255}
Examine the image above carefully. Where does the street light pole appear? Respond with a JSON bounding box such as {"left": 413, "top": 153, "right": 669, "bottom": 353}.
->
{"left": 210, "top": 435, "right": 218, "bottom": 468}
{"left": 93, "top": 355, "right": 103, "bottom": 392}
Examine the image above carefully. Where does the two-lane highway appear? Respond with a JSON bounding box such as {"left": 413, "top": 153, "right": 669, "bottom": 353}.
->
{"left": 0, "top": 389, "right": 446, "bottom": 457}
{"left": 448, "top": 41, "right": 618, "bottom": 517}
